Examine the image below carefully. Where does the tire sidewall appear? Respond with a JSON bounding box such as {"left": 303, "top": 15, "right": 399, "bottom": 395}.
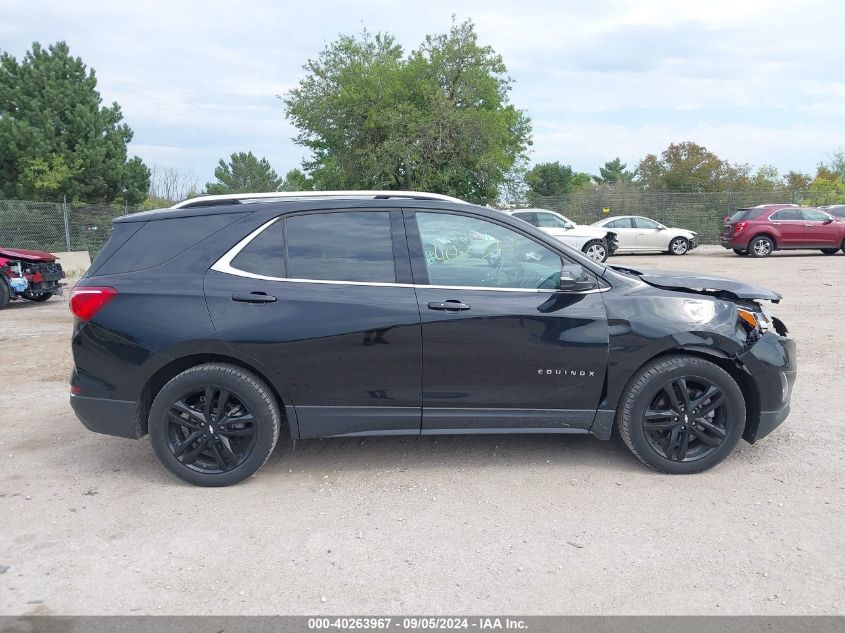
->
{"left": 0, "top": 280, "right": 9, "bottom": 310}
{"left": 149, "top": 366, "right": 278, "bottom": 486}
{"left": 625, "top": 359, "right": 746, "bottom": 474}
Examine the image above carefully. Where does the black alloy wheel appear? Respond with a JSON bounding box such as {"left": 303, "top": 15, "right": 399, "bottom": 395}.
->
{"left": 149, "top": 363, "right": 280, "bottom": 486}
{"left": 165, "top": 386, "right": 258, "bottom": 474}
{"left": 618, "top": 355, "right": 745, "bottom": 473}
{"left": 642, "top": 376, "right": 728, "bottom": 462}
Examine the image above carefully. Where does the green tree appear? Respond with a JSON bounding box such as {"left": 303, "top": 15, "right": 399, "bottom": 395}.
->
{"left": 635, "top": 142, "right": 750, "bottom": 192}
{"left": 205, "top": 152, "right": 283, "bottom": 194}
{"left": 525, "top": 161, "right": 590, "bottom": 196}
{"left": 280, "top": 168, "right": 312, "bottom": 192}
{"left": 783, "top": 170, "right": 811, "bottom": 191}
{"left": 592, "top": 157, "right": 633, "bottom": 184}
{"left": 0, "top": 41, "right": 149, "bottom": 202}
{"left": 283, "top": 20, "right": 531, "bottom": 204}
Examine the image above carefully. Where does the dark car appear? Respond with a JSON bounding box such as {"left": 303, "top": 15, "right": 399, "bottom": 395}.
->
{"left": 69, "top": 192, "right": 796, "bottom": 486}
{"left": 721, "top": 204, "right": 845, "bottom": 257}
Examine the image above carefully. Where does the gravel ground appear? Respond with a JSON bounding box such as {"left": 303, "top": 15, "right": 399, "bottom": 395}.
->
{"left": 0, "top": 246, "right": 843, "bottom": 616}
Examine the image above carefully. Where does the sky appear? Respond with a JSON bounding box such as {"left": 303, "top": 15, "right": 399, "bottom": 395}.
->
{"left": 2, "top": 0, "right": 844, "bottom": 187}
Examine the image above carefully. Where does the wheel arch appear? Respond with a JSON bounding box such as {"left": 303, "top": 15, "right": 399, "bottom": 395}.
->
{"left": 748, "top": 231, "right": 778, "bottom": 250}
{"left": 138, "top": 353, "right": 296, "bottom": 439}
{"left": 614, "top": 344, "right": 761, "bottom": 443}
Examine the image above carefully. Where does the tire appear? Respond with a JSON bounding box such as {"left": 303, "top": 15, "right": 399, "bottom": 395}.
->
{"left": 668, "top": 237, "right": 690, "bottom": 256}
{"left": 21, "top": 291, "right": 53, "bottom": 302}
{"left": 732, "top": 249, "right": 750, "bottom": 256}
{"left": 748, "top": 235, "right": 774, "bottom": 258}
{"left": 582, "top": 240, "right": 608, "bottom": 263}
{"left": 821, "top": 248, "right": 840, "bottom": 255}
{"left": 148, "top": 363, "right": 281, "bottom": 486}
{"left": 0, "top": 280, "right": 9, "bottom": 310}
{"left": 617, "top": 355, "right": 746, "bottom": 474}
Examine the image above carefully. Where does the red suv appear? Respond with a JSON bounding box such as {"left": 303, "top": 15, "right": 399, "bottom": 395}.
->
{"left": 721, "top": 204, "right": 845, "bottom": 257}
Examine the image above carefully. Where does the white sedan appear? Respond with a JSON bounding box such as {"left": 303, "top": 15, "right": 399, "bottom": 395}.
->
{"left": 592, "top": 216, "right": 698, "bottom": 255}
{"left": 506, "top": 209, "right": 618, "bottom": 262}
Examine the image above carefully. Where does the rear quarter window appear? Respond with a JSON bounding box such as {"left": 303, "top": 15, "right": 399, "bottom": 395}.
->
{"left": 93, "top": 213, "right": 244, "bottom": 276}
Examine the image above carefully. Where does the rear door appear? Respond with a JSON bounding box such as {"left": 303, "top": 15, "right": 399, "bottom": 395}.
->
{"left": 800, "top": 208, "right": 839, "bottom": 246}
{"left": 606, "top": 218, "right": 637, "bottom": 250}
{"left": 768, "top": 208, "right": 804, "bottom": 246}
{"left": 204, "top": 209, "right": 423, "bottom": 438}
{"left": 406, "top": 209, "right": 609, "bottom": 434}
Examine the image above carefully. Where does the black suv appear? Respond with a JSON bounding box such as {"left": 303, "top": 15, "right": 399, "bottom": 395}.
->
{"left": 69, "top": 192, "right": 796, "bottom": 486}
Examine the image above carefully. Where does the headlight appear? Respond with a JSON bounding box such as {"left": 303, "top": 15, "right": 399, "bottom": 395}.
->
{"left": 737, "top": 307, "right": 771, "bottom": 332}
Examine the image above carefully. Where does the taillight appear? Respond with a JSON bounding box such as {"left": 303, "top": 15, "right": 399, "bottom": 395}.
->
{"left": 70, "top": 286, "right": 117, "bottom": 321}
{"left": 733, "top": 222, "right": 747, "bottom": 233}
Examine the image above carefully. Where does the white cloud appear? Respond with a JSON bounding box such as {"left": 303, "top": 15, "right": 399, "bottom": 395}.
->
{"left": 2, "top": 0, "right": 843, "bottom": 180}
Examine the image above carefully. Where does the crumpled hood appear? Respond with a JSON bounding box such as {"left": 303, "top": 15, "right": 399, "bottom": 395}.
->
{"left": 609, "top": 265, "right": 781, "bottom": 302}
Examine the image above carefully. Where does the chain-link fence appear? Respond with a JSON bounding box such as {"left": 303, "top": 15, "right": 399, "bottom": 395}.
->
{"left": 0, "top": 190, "right": 813, "bottom": 257}
{"left": 0, "top": 199, "right": 136, "bottom": 256}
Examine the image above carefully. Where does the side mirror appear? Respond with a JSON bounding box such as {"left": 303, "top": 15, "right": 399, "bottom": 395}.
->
{"left": 823, "top": 218, "right": 833, "bottom": 224}
{"left": 563, "top": 222, "right": 575, "bottom": 230}
{"left": 657, "top": 224, "right": 667, "bottom": 230}
{"left": 559, "top": 264, "right": 597, "bottom": 292}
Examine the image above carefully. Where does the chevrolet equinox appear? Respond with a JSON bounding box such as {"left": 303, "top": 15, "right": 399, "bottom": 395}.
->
{"left": 69, "top": 191, "right": 796, "bottom": 486}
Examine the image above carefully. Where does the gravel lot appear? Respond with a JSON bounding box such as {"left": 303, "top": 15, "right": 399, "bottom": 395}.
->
{"left": 0, "top": 246, "right": 843, "bottom": 616}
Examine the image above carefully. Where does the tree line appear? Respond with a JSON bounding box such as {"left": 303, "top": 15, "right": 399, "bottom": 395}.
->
{"left": 2, "top": 27, "right": 844, "bottom": 210}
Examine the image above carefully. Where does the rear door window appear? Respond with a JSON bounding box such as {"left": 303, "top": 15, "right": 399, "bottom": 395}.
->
{"left": 286, "top": 211, "right": 396, "bottom": 283}
{"left": 608, "top": 218, "right": 634, "bottom": 229}
{"left": 230, "top": 219, "right": 286, "bottom": 277}
{"left": 770, "top": 209, "right": 801, "bottom": 221}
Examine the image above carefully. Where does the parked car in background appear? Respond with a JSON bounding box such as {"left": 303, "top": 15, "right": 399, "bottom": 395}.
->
{"left": 506, "top": 208, "right": 618, "bottom": 262}
{"left": 820, "top": 204, "right": 845, "bottom": 219}
{"left": 721, "top": 205, "right": 845, "bottom": 257}
{"left": 0, "top": 247, "right": 66, "bottom": 309}
{"left": 592, "top": 216, "right": 698, "bottom": 255}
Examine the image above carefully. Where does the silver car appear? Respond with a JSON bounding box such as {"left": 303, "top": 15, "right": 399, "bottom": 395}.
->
{"left": 592, "top": 216, "right": 697, "bottom": 255}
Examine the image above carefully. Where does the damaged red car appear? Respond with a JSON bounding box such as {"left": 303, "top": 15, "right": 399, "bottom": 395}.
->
{"left": 0, "top": 247, "right": 66, "bottom": 309}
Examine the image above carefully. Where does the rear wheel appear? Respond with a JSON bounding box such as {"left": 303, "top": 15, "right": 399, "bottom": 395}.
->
{"left": 668, "top": 237, "right": 690, "bottom": 255}
{"left": 21, "top": 291, "right": 53, "bottom": 302}
{"left": 582, "top": 240, "right": 608, "bottom": 262}
{"left": 733, "top": 249, "right": 750, "bottom": 257}
{"left": 821, "top": 248, "right": 840, "bottom": 255}
{"left": 617, "top": 355, "right": 745, "bottom": 474}
{"left": 0, "top": 281, "right": 9, "bottom": 310}
{"left": 149, "top": 363, "right": 281, "bottom": 486}
{"left": 748, "top": 235, "right": 774, "bottom": 258}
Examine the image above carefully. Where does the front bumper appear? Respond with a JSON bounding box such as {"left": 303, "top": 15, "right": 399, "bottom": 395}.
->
{"left": 737, "top": 330, "right": 797, "bottom": 443}
{"left": 70, "top": 393, "right": 143, "bottom": 439}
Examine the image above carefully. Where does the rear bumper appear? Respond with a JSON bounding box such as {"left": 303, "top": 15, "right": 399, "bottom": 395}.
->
{"left": 70, "top": 393, "right": 143, "bottom": 439}
{"left": 720, "top": 236, "right": 747, "bottom": 249}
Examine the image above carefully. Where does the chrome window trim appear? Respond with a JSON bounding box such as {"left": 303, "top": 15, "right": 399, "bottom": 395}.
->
{"left": 210, "top": 215, "right": 610, "bottom": 294}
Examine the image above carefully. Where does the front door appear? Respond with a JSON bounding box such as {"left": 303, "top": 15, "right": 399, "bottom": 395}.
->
{"left": 204, "top": 209, "right": 422, "bottom": 438}
{"left": 633, "top": 217, "right": 666, "bottom": 250}
{"left": 800, "top": 208, "right": 839, "bottom": 246}
{"left": 406, "top": 210, "right": 609, "bottom": 434}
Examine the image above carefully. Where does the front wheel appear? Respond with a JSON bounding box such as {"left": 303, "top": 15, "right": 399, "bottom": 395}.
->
{"left": 668, "top": 237, "right": 690, "bottom": 255}
{"left": 149, "top": 363, "right": 281, "bottom": 486}
{"left": 821, "top": 248, "right": 840, "bottom": 255}
{"left": 582, "top": 240, "right": 608, "bottom": 263}
{"left": 617, "top": 355, "right": 745, "bottom": 474}
{"left": 748, "top": 235, "right": 774, "bottom": 258}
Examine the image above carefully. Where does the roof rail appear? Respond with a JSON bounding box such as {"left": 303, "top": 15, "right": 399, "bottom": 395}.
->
{"left": 171, "top": 190, "right": 466, "bottom": 209}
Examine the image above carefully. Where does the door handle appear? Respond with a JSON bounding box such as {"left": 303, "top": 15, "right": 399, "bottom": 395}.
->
{"left": 231, "top": 292, "right": 277, "bottom": 304}
{"left": 427, "top": 300, "right": 471, "bottom": 312}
